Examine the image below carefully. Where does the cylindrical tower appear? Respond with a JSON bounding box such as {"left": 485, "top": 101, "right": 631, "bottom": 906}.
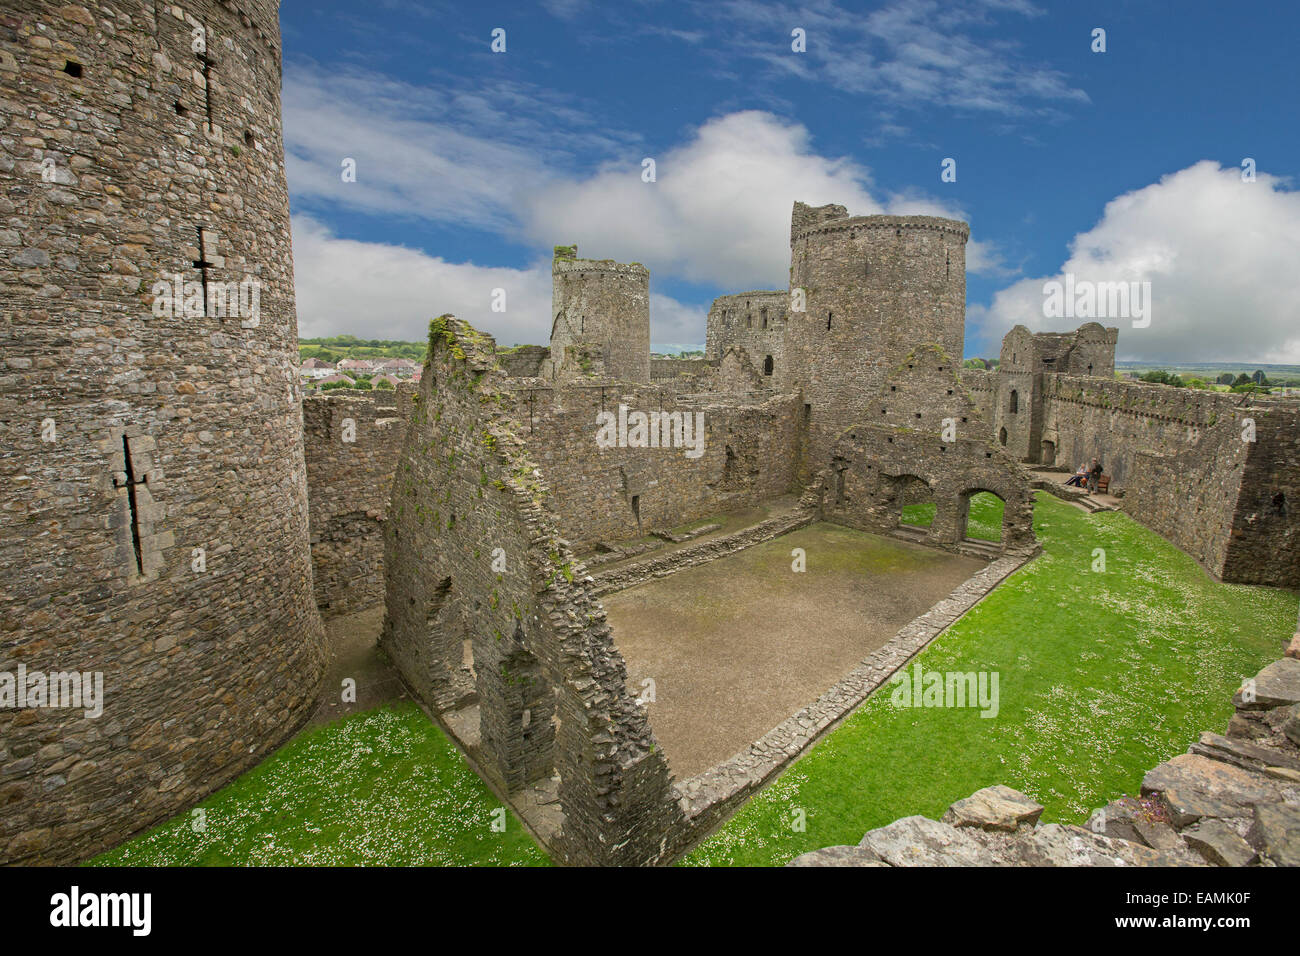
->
{"left": 786, "top": 204, "right": 969, "bottom": 472}
{"left": 548, "top": 246, "right": 650, "bottom": 383}
{"left": 0, "top": 1, "right": 325, "bottom": 864}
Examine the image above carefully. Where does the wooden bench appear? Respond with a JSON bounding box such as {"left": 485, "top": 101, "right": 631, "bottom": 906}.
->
{"left": 1095, "top": 474, "right": 1111, "bottom": 494}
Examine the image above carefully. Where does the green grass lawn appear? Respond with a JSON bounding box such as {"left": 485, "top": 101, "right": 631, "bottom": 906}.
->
{"left": 902, "top": 490, "right": 1005, "bottom": 541}
{"left": 90, "top": 702, "right": 549, "bottom": 866}
{"left": 682, "top": 492, "right": 1297, "bottom": 866}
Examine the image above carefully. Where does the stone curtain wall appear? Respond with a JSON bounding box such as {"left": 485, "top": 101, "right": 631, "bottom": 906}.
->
{"left": 785, "top": 206, "right": 970, "bottom": 478}
{"left": 1038, "top": 375, "right": 1245, "bottom": 483}
{"left": 381, "top": 316, "right": 685, "bottom": 865}
{"left": 981, "top": 343, "right": 1299, "bottom": 586}
{"left": 1119, "top": 404, "right": 1252, "bottom": 581}
{"left": 0, "top": 0, "right": 325, "bottom": 865}
{"left": 820, "top": 427, "right": 1037, "bottom": 555}
{"left": 505, "top": 382, "right": 802, "bottom": 550}
{"left": 303, "top": 386, "right": 414, "bottom": 617}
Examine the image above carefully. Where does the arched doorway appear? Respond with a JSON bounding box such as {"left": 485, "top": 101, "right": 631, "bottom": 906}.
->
{"left": 959, "top": 490, "right": 1006, "bottom": 544}
{"left": 1040, "top": 439, "right": 1056, "bottom": 466}
{"left": 999, "top": 427, "right": 1008, "bottom": 446}
{"left": 894, "top": 475, "right": 935, "bottom": 531}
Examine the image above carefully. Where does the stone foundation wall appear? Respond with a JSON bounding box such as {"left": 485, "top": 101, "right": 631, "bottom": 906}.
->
{"left": 303, "top": 386, "right": 415, "bottom": 617}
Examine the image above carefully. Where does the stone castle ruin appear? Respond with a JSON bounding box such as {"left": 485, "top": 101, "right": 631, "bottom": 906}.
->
{"left": 1, "top": 0, "right": 1296, "bottom": 867}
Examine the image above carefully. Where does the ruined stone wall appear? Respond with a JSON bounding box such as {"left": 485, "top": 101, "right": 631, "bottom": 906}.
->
{"left": 381, "top": 316, "right": 684, "bottom": 865}
{"left": 505, "top": 382, "right": 802, "bottom": 550}
{"left": 704, "top": 290, "right": 788, "bottom": 385}
{"left": 0, "top": 0, "right": 324, "bottom": 865}
{"left": 818, "top": 426, "right": 1036, "bottom": 554}
{"left": 544, "top": 250, "right": 650, "bottom": 383}
{"left": 1221, "top": 405, "right": 1300, "bottom": 586}
{"left": 495, "top": 345, "right": 548, "bottom": 378}
{"left": 872, "top": 343, "right": 984, "bottom": 438}
{"left": 988, "top": 360, "right": 1298, "bottom": 586}
{"left": 1123, "top": 400, "right": 1300, "bottom": 587}
{"left": 785, "top": 206, "right": 969, "bottom": 477}
{"left": 650, "top": 357, "right": 710, "bottom": 382}
{"left": 961, "top": 367, "right": 998, "bottom": 423}
{"left": 303, "top": 385, "right": 414, "bottom": 617}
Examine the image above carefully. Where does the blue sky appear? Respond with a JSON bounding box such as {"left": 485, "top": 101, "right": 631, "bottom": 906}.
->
{"left": 281, "top": 0, "right": 1300, "bottom": 362}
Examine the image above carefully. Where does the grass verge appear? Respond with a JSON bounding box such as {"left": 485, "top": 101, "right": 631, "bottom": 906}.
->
{"left": 90, "top": 702, "right": 550, "bottom": 866}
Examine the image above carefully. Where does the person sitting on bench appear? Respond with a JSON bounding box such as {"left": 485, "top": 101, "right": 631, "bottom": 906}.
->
{"left": 1087, "top": 458, "right": 1103, "bottom": 494}
{"left": 1064, "top": 463, "right": 1088, "bottom": 487}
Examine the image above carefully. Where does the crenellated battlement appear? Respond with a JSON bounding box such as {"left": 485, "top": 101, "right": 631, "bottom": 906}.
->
{"left": 791, "top": 213, "right": 971, "bottom": 244}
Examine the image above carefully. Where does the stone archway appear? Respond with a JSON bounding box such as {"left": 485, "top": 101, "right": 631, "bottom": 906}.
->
{"left": 820, "top": 425, "right": 1037, "bottom": 556}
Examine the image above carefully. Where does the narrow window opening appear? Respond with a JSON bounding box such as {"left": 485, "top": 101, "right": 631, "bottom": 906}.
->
{"left": 763, "top": 355, "right": 773, "bottom": 376}
{"left": 114, "top": 434, "right": 146, "bottom": 577}
{"left": 62, "top": 60, "right": 83, "bottom": 77}
{"left": 244, "top": 129, "right": 255, "bottom": 147}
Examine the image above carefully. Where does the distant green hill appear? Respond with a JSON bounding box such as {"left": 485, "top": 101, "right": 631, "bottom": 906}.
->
{"left": 299, "top": 335, "right": 426, "bottom": 363}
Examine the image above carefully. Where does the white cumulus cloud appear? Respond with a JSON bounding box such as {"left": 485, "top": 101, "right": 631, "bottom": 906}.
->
{"left": 972, "top": 162, "right": 1300, "bottom": 363}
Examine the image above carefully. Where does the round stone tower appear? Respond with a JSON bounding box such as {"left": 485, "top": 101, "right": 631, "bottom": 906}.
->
{"left": 0, "top": 0, "right": 324, "bottom": 864}
{"left": 547, "top": 245, "right": 651, "bottom": 383}
{"left": 786, "top": 203, "right": 970, "bottom": 473}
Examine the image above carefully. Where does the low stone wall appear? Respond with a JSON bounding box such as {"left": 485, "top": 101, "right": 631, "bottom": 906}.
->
{"left": 588, "top": 508, "right": 814, "bottom": 596}
{"left": 670, "top": 550, "right": 1035, "bottom": 859}
{"left": 790, "top": 647, "right": 1300, "bottom": 866}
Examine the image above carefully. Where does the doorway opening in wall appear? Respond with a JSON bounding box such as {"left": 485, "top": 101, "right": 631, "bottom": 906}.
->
{"left": 1041, "top": 440, "right": 1056, "bottom": 466}
{"left": 631, "top": 494, "right": 641, "bottom": 533}
{"left": 959, "top": 490, "right": 1006, "bottom": 545}
{"left": 895, "top": 475, "right": 936, "bottom": 533}
{"left": 999, "top": 427, "right": 1008, "bottom": 446}
{"left": 763, "top": 355, "right": 774, "bottom": 376}
{"left": 1009, "top": 390, "right": 1019, "bottom": 413}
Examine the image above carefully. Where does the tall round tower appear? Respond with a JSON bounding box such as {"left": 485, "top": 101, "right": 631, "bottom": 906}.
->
{"left": 547, "top": 245, "right": 651, "bottom": 383}
{"left": 786, "top": 203, "right": 970, "bottom": 472}
{"left": 0, "top": 1, "right": 324, "bottom": 864}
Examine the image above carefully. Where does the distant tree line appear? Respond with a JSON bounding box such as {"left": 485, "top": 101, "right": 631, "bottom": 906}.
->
{"left": 300, "top": 335, "right": 424, "bottom": 363}
{"left": 1139, "top": 369, "right": 1276, "bottom": 393}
